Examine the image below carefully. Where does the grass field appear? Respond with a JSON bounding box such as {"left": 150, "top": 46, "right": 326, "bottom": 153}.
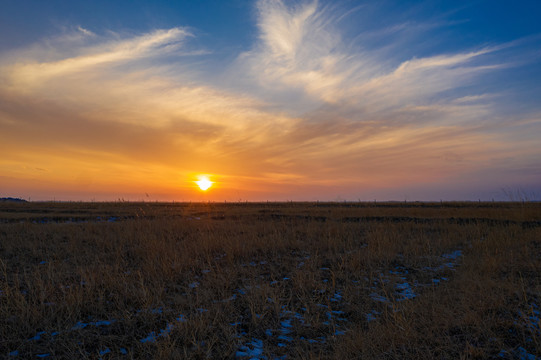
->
{"left": 1, "top": 201, "right": 539, "bottom": 359}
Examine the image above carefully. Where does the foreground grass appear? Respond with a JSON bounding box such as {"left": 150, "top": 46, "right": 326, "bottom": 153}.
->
{"left": 0, "top": 201, "right": 539, "bottom": 359}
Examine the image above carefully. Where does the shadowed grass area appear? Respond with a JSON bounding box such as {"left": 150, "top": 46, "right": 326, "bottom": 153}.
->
{"left": 0, "top": 202, "right": 539, "bottom": 358}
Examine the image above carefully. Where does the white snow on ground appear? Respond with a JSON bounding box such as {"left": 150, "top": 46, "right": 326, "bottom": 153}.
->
{"left": 369, "top": 293, "right": 389, "bottom": 303}
{"left": 498, "top": 347, "right": 538, "bottom": 359}
{"left": 366, "top": 249, "right": 463, "bottom": 319}
{"left": 72, "top": 319, "right": 115, "bottom": 330}
{"left": 9, "top": 248, "right": 465, "bottom": 357}
{"left": 365, "top": 310, "right": 380, "bottom": 322}
{"left": 395, "top": 282, "right": 416, "bottom": 301}
{"left": 11, "top": 246, "right": 532, "bottom": 358}
{"left": 236, "top": 338, "right": 264, "bottom": 358}
{"left": 442, "top": 250, "right": 462, "bottom": 260}
{"left": 519, "top": 303, "right": 540, "bottom": 336}
{"left": 145, "top": 323, "right": 178, "bottom": 344}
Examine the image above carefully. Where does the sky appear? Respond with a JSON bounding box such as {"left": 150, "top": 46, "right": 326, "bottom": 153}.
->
{"left": 1, "top": 0, "right": 540, "bottom": 202}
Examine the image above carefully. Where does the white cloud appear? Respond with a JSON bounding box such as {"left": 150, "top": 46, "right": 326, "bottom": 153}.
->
{"left": 2, "top": 28, "right": 191, "bottom": 91}
{"left": 238, "top": 0, "right": 504, "bottom": 115}
{"left": 0, "top": 1, "right": 539, "bottom": 200}
{"left": 77, "top": 26, "right": 95, "bottom": 37}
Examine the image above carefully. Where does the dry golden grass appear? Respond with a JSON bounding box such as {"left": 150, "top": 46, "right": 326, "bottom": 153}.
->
{"left": 0, "top": 201, "right": 539, "bottom": 359}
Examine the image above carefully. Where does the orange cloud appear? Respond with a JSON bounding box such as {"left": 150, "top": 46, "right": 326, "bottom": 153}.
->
{"left": 1, "top": 3, "right": 540, "bottom": 201}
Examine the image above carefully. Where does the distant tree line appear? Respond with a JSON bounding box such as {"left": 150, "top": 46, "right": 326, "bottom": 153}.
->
{"left": 0, "top": 197, "right": 27, "bottom": 202}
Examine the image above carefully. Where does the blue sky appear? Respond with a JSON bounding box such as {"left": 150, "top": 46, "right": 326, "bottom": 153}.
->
{"left": 1, "top": 0, "right": 540, "bottom": 201}
{"left": 3, "top": 1, "right": 539, "bottom": 52}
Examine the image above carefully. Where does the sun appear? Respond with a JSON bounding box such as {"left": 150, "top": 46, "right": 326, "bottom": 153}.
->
{"left": 195, "top": 176, "right": 213, "bottom": 191}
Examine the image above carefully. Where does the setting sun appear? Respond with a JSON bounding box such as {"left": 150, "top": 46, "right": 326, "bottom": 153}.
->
{"left": 195, "top": 176, "right": 213, "bottom": 191}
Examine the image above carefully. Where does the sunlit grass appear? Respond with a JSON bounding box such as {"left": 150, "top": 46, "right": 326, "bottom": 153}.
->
{"left": 0, "top": 201, "right": 539, "bottom": 358}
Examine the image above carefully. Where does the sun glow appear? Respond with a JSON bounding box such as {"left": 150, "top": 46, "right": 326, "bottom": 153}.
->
{"left": 195, "top": 176, "right": 213, "bottom": 191}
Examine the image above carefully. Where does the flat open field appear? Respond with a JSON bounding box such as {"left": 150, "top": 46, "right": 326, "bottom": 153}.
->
{"left": 1, "top": 201, "right": 540, "bottom": 359}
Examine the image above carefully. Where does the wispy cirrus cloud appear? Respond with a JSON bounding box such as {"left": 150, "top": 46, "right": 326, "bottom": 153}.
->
{"left": 239, "top": 0, "right": 502, "bottom": 111}
{"left": 3, "top": 27, "right": 191, "bottom": 92}
{"left": 0, "top": 25, "right": 300, "bottom": 198}
{"left": 231, "top": 0, "right": 540, "bottom": 197}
